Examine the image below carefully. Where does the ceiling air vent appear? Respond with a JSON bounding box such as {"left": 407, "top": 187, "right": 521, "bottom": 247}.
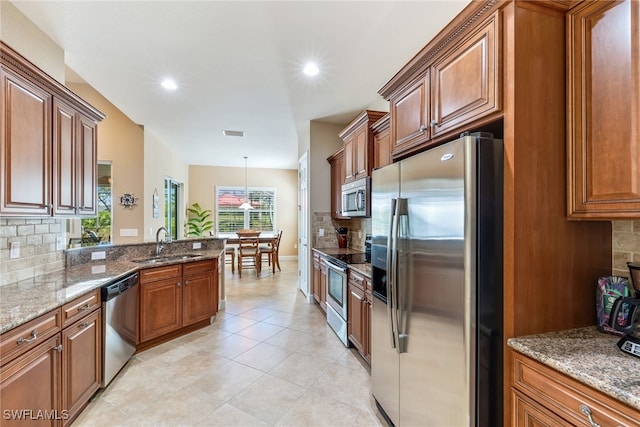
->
{"left": 222, "top": 130, "right": 245, "bottom": 137}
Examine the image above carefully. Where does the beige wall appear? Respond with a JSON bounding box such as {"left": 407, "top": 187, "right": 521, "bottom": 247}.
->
{"left": 189, "top": 165, "right": 298, "bottom": 257}
{"left": 0, "top": 2, "right": 65, "bottom": 83}
{"left": 67, "top": 82, "right": 145, "bottom": 244}
{"left": 143, "top": 130, "right": 190, "bottom": 241}
{"left": 309, "top": 121, "right": 345, "bottom": 214}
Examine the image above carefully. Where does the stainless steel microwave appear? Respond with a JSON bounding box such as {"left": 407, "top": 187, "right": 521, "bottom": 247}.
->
{"left": 341, "top": 177, "right": 370, "bottom": 217}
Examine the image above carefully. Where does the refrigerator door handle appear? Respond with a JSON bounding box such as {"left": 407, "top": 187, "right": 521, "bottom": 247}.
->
{"left": 386, "top": 198, "right": 398, "bottom": 349}
{"left": 390, "top": 198, "right": 402, "bottom": 353}
{"left": 396, "top": 198, "right": 409, "bottom": 354}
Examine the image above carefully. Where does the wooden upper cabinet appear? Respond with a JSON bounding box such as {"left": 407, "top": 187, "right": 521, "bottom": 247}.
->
{"left": 0, "top": 41, "right": 104, "bottom": 218}
{"left": 339, "top": 110, "right": 387, "bottom": 182}
{"left": 431, "top": 12, "right": 500, "bottom": 137}
{"left": 372, "top": 113, "right": 391, "bottom": 169}
{"left": 567, "top": 0, "right": 640, "bottom": 218}
{"left": 327, "top": 148, "right": 348, "bottom": 219}
{"left": 390, "top": 75, "right": 429, "bottom": 157}
{"left": 0, "top": 67, "right": 52, "bottom": 216}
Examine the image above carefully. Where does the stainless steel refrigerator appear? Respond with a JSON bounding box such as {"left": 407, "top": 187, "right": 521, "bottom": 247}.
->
{"left": 371, "top": 133, "right": 503, "bottom": 426}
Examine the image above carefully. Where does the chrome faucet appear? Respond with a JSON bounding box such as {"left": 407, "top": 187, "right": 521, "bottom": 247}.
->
{"left": 155, "top": 227, "right": 171, "bottom": 255}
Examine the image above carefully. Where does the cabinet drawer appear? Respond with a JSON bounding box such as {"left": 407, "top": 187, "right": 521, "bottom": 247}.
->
{"left": 183, "top": 259, "right": 216, "bottom": 276}
{"left": 348, "top": 270, "right": 365, "bottom": 290}
{"left": 0, "top": 309, "right": 62, "bottom": 366}
{"left": 513, "top": 352, "right": 640, "bottom": 426}
{"left": 139, "top": 264, "right": 182, "bottom": 284}
{"left": 61, "top": 289, "right": 100, "bottom": 328}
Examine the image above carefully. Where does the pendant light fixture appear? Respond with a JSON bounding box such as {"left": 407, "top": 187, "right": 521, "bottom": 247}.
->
{"left": 239, "top": 156, "right": 253, "bottom": 210}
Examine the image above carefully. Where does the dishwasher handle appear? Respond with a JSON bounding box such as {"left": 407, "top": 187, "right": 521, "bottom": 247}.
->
{"left": 101, "top": 273, "right": 139, "bottom": 302}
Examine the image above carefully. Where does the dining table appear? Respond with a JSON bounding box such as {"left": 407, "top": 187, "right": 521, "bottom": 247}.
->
{"left": 222, "top": 234, "right": 277, "bottom": 245}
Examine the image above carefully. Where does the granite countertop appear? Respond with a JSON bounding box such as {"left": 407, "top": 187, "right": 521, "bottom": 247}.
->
{"left": 0, "top": 241, "right": 224, "bottom": 335}
{"left": 508, "top": 326, "right": 640, "bottom": 411}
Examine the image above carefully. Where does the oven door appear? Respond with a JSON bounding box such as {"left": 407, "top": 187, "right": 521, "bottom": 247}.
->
{"left": 324, "top": 259, "right": 348, "bottom": 320}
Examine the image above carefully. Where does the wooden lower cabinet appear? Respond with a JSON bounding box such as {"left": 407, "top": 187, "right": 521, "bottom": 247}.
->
{"left": 0, "top": 335, "right": 62, "bottom": 426}
{"left": 311, "top": 252, "right": 327, "bottom": 312}
{"left": 347, "top": 269, "right": 371, "bottom": 363}
{"left": 511, "top": 351, "right": 640, "bottom": 427}
{"left": 0, "top": 295, "right": 102, "bottom": 426}
{"left": 61, "top": 309, "right": 101, "bottom": 425}
{"left": 139, "top": 259, "right": 218, "bottom": 344}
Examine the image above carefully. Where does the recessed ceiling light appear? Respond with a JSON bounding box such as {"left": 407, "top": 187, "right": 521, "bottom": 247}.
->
{"left": 222, "top": 130, "right": 245, "bottom": 137}
{"left": 303, "top": 62, "right": 319, "bottom": 76}
{"left": 161, "top": 79, "right": 178, "bottom": 90}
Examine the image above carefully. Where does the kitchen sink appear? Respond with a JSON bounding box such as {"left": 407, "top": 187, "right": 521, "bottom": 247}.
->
{"left": 132, "top": 253, "right": 202, "bottom": 264}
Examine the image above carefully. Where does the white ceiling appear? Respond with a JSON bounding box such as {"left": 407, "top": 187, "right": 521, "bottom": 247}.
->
{"left": 11, "top": 0, "right": 470, "bottom": 170}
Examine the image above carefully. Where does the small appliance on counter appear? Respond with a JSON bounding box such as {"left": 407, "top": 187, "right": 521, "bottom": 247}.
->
{"left": 335, "top": 227, "right": 348, "bottom": 248}
{"left": 609, "top": 262, "right": 640, "bottom": 358}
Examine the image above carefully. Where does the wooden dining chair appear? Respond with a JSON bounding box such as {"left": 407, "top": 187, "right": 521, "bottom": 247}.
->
{"left": 236, "top": 230, "right": 261, "bottom": 278}
{"left": 259, "top": 230, "right": 283, "bottom": 273}
{"left": 224, "top": 246, "right": 236, "bottom": 273}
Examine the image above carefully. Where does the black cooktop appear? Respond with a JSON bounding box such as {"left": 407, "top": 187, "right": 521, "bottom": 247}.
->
{"left": 325, "top": 252, "right": 368, "bottom": 267}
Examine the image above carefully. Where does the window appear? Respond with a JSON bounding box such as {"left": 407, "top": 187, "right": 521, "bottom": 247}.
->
{"left": 78, "top": 162, "right": 112, "bottom": 246}
{"left": 165, "top": 178, "right": 182, "bottom": 240}
{"left": 216, "top": 186, "right": 276, "bottom": 235}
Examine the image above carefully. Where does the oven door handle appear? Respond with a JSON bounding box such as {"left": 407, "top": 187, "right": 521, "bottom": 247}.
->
{"left": 323, "top": 258, "right": 347, "bottom": 273}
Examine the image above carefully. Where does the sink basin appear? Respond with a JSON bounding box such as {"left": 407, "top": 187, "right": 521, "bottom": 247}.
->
{"left": 132, "top": 253, "right": 202, "bottom": 264}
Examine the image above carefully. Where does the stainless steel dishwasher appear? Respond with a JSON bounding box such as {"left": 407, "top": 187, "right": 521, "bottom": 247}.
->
{"left": 100, "top": 272, "right": 139, "bottom": 387}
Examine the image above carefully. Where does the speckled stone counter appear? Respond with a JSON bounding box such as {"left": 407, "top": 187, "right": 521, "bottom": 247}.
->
{"left": 508, "top": 326, "right": 640, "bottom": 411}
{"left": 0, "top": 239, "right": 225, "bottom": 335}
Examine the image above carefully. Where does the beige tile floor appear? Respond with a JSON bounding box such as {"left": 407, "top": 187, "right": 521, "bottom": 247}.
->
{"left": 73, "top": 259, "right": 386, "bottom": 427}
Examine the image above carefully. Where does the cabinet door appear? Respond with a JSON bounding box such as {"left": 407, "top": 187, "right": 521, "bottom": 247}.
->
{"left": 319, "top": 261, "right": 328, "bottom": 312}
{"left": 348, "top": 283, "right": 365, "bottom": 354}
{"left": 353, "top": 124, "right": 369, "bottom": 180}
{"left": 512, "top": 390, "right": 573, "bottom": 427}
{"left": 343, "top": 135, "right": 355, "bottom": 183}
{"left": 76, "top": 114, "right": 97, "bottom": 216}
{"left": 567, "top": 0, "right": 640, "bottom": 218}
{"left": 53, "top": 98, "right": 77, "bottom": 216}
{"left": 139, "top": 278, "right": 182, "bottom": 342}
{"left": 431, "top": 13, "right": 500, "bottom": 137}
{"left": 373, "top": 125, "right": 391, "bottom": 169}
{"left": 390, "top": 75, "right": 429, "bottom": 157}
{"left": 0, "top": 335, "right": 61, "bottom": 427}
{"left": 183, "top": 271, "right": 216, "bottom": 326}
{"left": 312, "top": 257, "right": 321, "bottom": 303}
{"left": 0, "top": 67, "right": 52, "bottom": 216}
{"left": 61, "top": 309, "right": 101, "bottom": 425}
{"left": 328, "top": 149, "right": 348, "bottom": 219}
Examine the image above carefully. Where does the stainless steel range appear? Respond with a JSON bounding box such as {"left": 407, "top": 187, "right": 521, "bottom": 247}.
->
{"left": 323, "top": 252, "right": 367, "bottom": 346}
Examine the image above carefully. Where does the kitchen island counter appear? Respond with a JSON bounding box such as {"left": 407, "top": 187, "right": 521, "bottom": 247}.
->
{"left": 0, "top": 240, "right": 224, "bottom": 335}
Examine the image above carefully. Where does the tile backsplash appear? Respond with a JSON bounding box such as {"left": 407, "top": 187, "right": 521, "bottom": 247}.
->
{"left": 311, "top": 212, "right": 371, "bottom": 251}
{"left": 612, "top": 220, "right": 640, "bottom": 277}
{"left": 0, "top": 218, "right": 65, "bottom": 287}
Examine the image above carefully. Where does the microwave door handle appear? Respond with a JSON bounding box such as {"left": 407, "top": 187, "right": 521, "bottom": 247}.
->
{"left": 356, "top": 189, "right": 364, "bottom": 211}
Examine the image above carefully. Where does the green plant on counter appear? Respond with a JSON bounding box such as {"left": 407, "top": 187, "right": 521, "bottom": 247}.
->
{"left": 185, "top": 202, "right": 213, "bottom": 237}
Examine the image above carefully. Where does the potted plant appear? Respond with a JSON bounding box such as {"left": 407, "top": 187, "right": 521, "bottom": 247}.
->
{"left": 185, "top": 202, "right": 213, "bottom": 236}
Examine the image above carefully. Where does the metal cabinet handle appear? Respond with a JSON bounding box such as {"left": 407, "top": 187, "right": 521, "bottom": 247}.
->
{"left": 54, "top": 345, "right": 63, "bottom": 353}
{"left": 184, "top": 280, "right": 189, "bottom": 285}
{"left": 579, "top": 405, "right": 601, "bottom": 427}
{"left": 17, "top": 330, "right": 38, "bottom": 345}
{"left": 77, "top": 303, "right": 90, "bottom": 312}
{"left": 177, "top": 282, "right": 181, "bottom": 287}
{"left": 79, "top": 321, "right": 91, "bottom": 329}
{"left": 419, "top": 124, "right": 427, "bottom": 132}
{"left": 430, "top": 119, "right": 438, "bottom": 127}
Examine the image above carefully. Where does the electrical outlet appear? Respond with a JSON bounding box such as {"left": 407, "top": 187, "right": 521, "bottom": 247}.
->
{"left": 91, "top": 251, "right": 106, "bottom": 260}
{"left": 9, "top": 242, "right": 20, "bottom": 259}
{"left": 193, "top": 242, "right": 202, "bottom": 249}
{"left": 56, "top": 236, "right": 64, "bottom": 251}
{"left": 318, "top": 228, "right": 324, "bottom": 237}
